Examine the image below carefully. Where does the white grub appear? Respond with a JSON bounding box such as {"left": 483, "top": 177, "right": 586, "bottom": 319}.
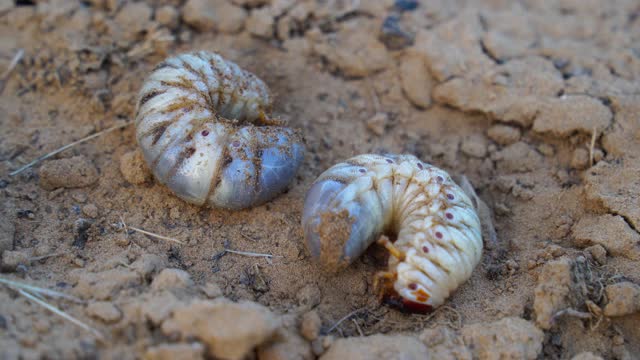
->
{"left": 135, "top": 51, "right": 304, "bottom": 209}
{"left": 302, "top": 154, "right": 482, "bottom": 313}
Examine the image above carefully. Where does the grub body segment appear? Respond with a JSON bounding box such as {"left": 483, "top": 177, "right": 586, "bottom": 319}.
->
{"left": 302, "top": 154, "right": 483, "bottom": 310}
{"left": 135, "top": 51, "right": 304, "bottom": 209}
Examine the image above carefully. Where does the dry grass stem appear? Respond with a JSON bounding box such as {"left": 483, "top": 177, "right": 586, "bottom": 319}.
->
{"left": 326, "top": 308, "right": 366, "bottom": 334}
{"left": 118, "top": 215, "right": 184, "bottom": 245}
{"left": 589, "top": 126, "right": 597, "bottom": 167}
{"left": 9, "top": 122, "right": 131, "bottom": 176}
{"left": 225, "top": 249, "right": 280, "bottom": 258}
{"left": 0, "top": 277, "right": 83, "bottom": 304}
{"left": 0, "top": 48, "right": 24, "bottom": 93}
{"left": 16, "top": 288, "right": 104, "bottom": 340}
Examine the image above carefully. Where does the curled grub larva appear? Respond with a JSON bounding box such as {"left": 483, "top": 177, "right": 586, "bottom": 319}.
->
{"left": 302, "top": 154, "right": 482, "bottom": 313}
{"left": 135, "top": 51, "right": 304, "bottom": 209}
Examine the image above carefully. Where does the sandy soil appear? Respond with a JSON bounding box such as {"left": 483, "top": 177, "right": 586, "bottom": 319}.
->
{"left": 1, "top": 0, "right": 639, "bottom": 359}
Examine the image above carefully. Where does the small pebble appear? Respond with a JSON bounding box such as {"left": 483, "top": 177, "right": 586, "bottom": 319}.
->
{"left": 151, "top": 268, "right": 194, "bottom": 290}
{"left": 155, "top": 5, "right": 179, "bottom": 29}
{"left": 538, "top": 144, "right": 555, "bottom": 156}
{"left": 585, "top": 244, "right": 607, "bottom": 265}
{"left": 1, "top": 250, "right": 29, "bottom": 272}
{"left": 86, "top": 301, "right": 122, "bottom": 323}
{"left": 300, "top": 310, "right": 322, "bottom": 341}
{"left": 379, "top": 15, "right": 414, "bottom": 50}
{"left": 246, "top": 7, "right": 274, "bottom": 38}
{"left": 487, "top": 125, "right": 521, "bottom": 145}
{"left": 394, "top": 0, "right": 418, "bottom": 11}
{"left": 200, "top": 282, "right": 223, "bottom": 298}
{"left": 39, "top": 156, "right": 99, "bottom": 190}
{"left": 120, "top": 150, "right": 152, "bottom": 185}
{"left": 82, "top": 204, "right": 98, "bottom": 218}
{"left": 570, "top": 148, "right": 590, "bottom": 169}
{"left": 366, "top": 112, "right": 388, "bottom": 136}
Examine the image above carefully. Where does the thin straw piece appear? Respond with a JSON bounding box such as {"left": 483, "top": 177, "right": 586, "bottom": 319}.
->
{"left": 17, "top": 289, "right": 104, "bottom": 340}
{"left": 225, "top": 249, "right": 280, "bottom": 258}
{"left": 127, "top": 225, "right": 185, "bottom": 245}
{"left": 0, "top": 277, "right": 83, "bottom": 304}
{"left": 9, "top": 122, "right": 131, "bottom": 176}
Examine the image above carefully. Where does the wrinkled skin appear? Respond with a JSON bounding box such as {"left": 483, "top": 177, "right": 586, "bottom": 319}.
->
{"left": 302, "top": 154, "right": 483, "bottom": 311}
{"left": 135, "top": 51, "right": 304, "bottom": 209}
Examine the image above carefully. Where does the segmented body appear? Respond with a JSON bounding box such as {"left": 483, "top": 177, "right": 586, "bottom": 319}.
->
{"left": 302, "top": 154, "right": 482, "bottom": 311}
{"left": 135, "top": 51, "right": 304, "bottom": 209}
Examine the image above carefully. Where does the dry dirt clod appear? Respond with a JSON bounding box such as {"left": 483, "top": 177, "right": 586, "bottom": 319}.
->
{"left": 85, "top": 301, "right": 122, "bottom": 323}
{"left": 200, "top": 281, "right": 223, "bottom": 298}
{"left": 300, "top": 310, "right": 322, "bottom": 341}
{"left": 39, "top": 155, "right": 99, "bottom": 190}
{"left": 365, "top": 112, "right": 389, "bottom": 136}
{"left": 155, "top": 5, "right": 180, "bottom": 30}
{"left": 161, "top": 299, "right": 280, "bottom": 360}
{"left": 487, "top": 124, "right": 521, "bottom": 145}
{"left": 120, "top": 149, "right": 152, "bottom": 185}
{"left": 399, "top": 52, "right": 433, "bottom": 108}
{"left": 572, "top": 214, "right": 640, "bottom": 261}
{"left": 313, "top": 20, "right": 391, "bottom": 78}
{"left": 603, "top": 282, "right": 640, "bottom": 317}
{"left": 247, "top": 7, "right": 274, "bottom": 38}
{"left": 533, "top": 257, "right": 574, "bottom": 330}
{"left": 585, "top": 244, "right": 607, "bottom": 265}
{"left": 320, "top": 334, "right": 429, "bottom": 360}
{"left": 461, "top": 317, "right": 544, "bottom": 360}
{"left": 1, "top": 250, "right": 29, "bottom": 272}
{"left": 151, "top": 268, "right": 194, "bottom": 290}
{"left": 143, "top": 343, "right": 205, "bottom": 360}
{"left": 130, "top": 254, "right": 167, "bottom": 280}
{"left": 82, "top": 204, "right": 99, "bottom": 218}
{"left": 570, "top": 148, "right": 590, "bottom": 170}
{"left": 257, "top": 328, "right": 313, "bottom": 360}
{"left": 73, "top": 268, "right": 141, "bottom": 300}
{"left": 571, "top": 352, "right": 604, "bottom": 360}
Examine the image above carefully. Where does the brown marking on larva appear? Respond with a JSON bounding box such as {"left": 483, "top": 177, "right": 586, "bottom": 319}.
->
{"left": 139, "top": 89, "right": 166, "bottom": 107}
{"left": 179, "top": 58, "right": 202, "bottom": 79}
{"left": 161, "top": 98, "right": 202, "bottom": 114}
{"left": 160, "top": 75, "right": 197, "bottom": 92}
{"left": 140, "top": 118, "right": 173, "bottom": 139}
{"left": 150, "top": 123, "right": 169, "bottom": 146}
{"left": 429, "top": 257, "right": 450, "bottom": 274}
{"left": 153, "top": 61, "right": 178, "bottom": 71}
{"left": 162, "top": 144, "right": 198, "bottom": 183}
{"left": 344, "top": 158, "right": 371, "bottom": 168}
{"left": 252, "top": 146, "right": 264, "bottom": 193}
{"left": 314, "top": 208, "right": 356, "bottom": 273}
{"left": 185, "top": 147, "right": 196, "bottom": 158}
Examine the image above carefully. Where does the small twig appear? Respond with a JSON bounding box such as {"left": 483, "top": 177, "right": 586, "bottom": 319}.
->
{"left": 127, "top": 225, "right": 185, "bottom": 245}
{"left": 225, "top": 249, "right": 280, "bottom": 258}
{"left": 352, "top": 318, "right": 364, "bottom": 336}
{"left": 326, "top": 308, "right": 366, "bottom": 334}
{"left": 9, "top": 122, "right": 131, "bottom": 176}
{"left": 552, "top": 308, "right": 592, "bottom": 322}
{"left": 16, "top": 288, "right": 104, "bottom": 340}
{"left": 240, "top": 232, "right": 258, "bottom": 242}
{"left": 589, "top": 126, "right": 597, "bottom": 167}
{"left": 29, "top": 252, "right": 66, "bottom": 262}
{"left": 118, "top": 215, "right": 184, "bottom": 245}
{"left": 0, "top": 277, "right": 84, "bottom": 304}
{"left": 0, "top": 48, "right": 24, "bottom": 94}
